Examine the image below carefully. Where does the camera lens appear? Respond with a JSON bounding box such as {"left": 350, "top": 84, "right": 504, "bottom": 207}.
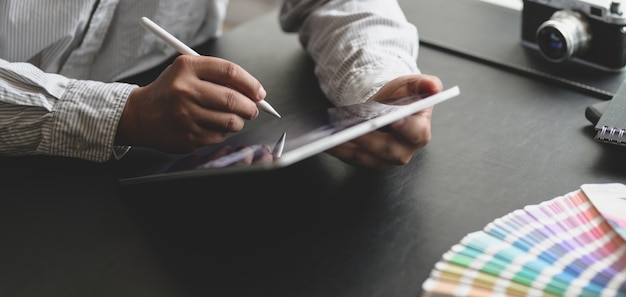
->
{"left": 536, "top": 10, "right": 591, "bottom": 62}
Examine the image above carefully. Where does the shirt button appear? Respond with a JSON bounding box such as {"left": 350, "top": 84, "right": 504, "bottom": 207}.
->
{"left": 73, "top": 140, "right": 85, "bottom": 152}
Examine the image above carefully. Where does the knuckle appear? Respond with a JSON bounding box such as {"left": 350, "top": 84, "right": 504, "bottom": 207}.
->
{"left": 173, "top": 55, "right": 194, "bottom": 69}
{"left": 406, "top": 123, "right": 432, "bottom": 146}
{"left": 223, "top": 90, "right": 239, "bottom": 110}
{"left": 421, "top": 133, "right": 432, "bottom": 146}
{"left": 381, "top": 145, "right": 410, "bottom": 166}
{"left": 171, "top": 104, "right": 190, "bottom": 120}
{"left": 169, "top": 80, "right": 191, "bottom": 96}
{"left": 388, "top": 148, "right": 408, "bottom": 165}
{"left": 178, "top": 54, "right": 195, "bottom": 64}
{"left": 223, "top": 114, "right": 243, "bottom": 132}
{"left": 397, "top": 155, "right": 412, "bottom": 165}
{"left": 199, "top": 132, "right": 228, "bottom": 147}
{"left": 415, "top": 129, "right": 432, "bottom": 147}
{"left": 223, "top": 62, "right": 240, "bottom": 81}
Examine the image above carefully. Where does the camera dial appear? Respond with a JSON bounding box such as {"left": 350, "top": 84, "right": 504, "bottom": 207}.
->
{"left": 536, "top": 10, "right": 592, "bottom": 62}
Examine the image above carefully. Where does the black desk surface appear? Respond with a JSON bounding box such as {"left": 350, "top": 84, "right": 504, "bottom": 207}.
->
{"left": 402, "top": 0, "right": 626, "bottom": 99}
{"left": 1, "top": 2, "right": 625, "bottom": 297}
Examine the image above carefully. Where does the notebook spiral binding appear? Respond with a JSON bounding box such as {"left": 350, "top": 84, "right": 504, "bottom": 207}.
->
{"left": 595, "top": 126, "right": 626, "bottom": 144}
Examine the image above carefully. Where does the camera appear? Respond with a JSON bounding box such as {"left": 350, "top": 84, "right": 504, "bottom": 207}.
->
{"left": 521, "top": 0, "right": 626, "bottom": 71}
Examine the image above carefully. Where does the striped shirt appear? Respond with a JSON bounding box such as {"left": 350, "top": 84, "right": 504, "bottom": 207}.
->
{"left": 0, "top": 0, "right": 419, "bottom": 162}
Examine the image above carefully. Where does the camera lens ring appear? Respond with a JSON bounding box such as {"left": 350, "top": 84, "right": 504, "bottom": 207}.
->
{"left": 536, "top": 10, "right": 591, "bottom": 63}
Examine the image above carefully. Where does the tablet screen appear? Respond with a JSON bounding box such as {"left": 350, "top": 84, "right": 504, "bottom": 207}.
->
{"left": 119, "top": 86, "right": 460, "bottom": 184}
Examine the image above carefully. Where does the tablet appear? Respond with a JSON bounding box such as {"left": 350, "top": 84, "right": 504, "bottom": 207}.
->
{"left": 118, "top": 86, "right": 460, "bottom": 185}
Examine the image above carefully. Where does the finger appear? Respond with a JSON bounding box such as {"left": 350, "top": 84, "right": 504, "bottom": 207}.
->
{"left": 190, "top": 105, "right": 246, "bottom": 132}
{"left": 191, "top": 81, "right": 260, "bottom": 120}
{"left": 156, "top": 114, "right": 231, "bottom": 152}
{"left": 370, "top": 74, "right": 443, "bottom": 103}
{"left": 232, "top": 146, "right": 257, "bottom": 166}
{"left": 387, "top": 106, "right": 433, "bottom": 145}
{"left": 190, "top": 56, "right": 266, "bottom": 101}
{"left": 416, "top": 75, "right": 444, "bottom": 95}
{"left": 351, "top": 131, "right": 417, "bottom": 165}
{"left": 253, "top": 145, "right": 274, "bottom": 164}
{"left": 330, "top": 131, "right": 416, "bottom": 167}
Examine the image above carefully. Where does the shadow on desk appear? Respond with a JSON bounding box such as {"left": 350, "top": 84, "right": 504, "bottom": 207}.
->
{"left": 0, "top": 145, "right": 436, "bottom": 297}
{"left": 117, "top": 154, "right": 419, "bottom": 296}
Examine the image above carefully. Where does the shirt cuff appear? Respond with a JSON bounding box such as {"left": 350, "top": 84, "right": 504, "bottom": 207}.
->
{"left": 41, "top": 80, "right": 136, "bottom": 162}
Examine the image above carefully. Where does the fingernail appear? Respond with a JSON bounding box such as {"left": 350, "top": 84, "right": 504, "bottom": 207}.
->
{"left": 257, "top": 86, "right": 267, "bottom": 100}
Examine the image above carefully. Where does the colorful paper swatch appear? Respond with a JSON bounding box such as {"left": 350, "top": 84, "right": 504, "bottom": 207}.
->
{"left": 421, "top": 184, "right": 626, "bottom": 297}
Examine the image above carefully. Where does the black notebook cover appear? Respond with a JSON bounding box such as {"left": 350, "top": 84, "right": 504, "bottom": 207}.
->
{"left": 594, "top": 80, "right": 626, "bottom": 145}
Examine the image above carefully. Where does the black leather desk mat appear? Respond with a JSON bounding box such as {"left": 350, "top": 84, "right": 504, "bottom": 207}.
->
{"left": 400, "top": 0, "right": 625, "bottom": 99}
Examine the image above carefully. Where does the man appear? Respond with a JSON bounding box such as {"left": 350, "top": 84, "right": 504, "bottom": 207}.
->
{"left": 0, "top": 0, "right": 442, "bottom": 169}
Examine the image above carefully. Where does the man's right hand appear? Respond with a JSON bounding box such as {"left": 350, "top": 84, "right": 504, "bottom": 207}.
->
{"left": 115, "top": 55, "right": 267, "bottom": 153}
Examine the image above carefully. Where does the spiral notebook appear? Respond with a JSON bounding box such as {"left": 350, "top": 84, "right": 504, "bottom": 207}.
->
{"left": 594, "top": 80, "right": 626, "bottom": 145}
{"left": 421, "top": 183, "right": 626, "bottom": 297}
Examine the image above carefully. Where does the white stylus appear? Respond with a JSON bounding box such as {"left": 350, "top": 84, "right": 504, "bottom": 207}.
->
{"left": 140, "top": 16, "right": 281, "bottom": 118}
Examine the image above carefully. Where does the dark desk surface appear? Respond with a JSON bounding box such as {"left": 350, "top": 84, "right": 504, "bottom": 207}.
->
{"left": 402, "top": 0, "right": 626, "bottom": 99}
{"left": 1, "top": 2, "right": 625, "bottom": 297}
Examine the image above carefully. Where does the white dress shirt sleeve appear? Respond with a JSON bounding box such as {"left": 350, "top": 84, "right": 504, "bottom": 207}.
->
{"left": 0, "top": 59, "right": 135, "bottom": 162}
{"left": 279, "top": 0, "right": 420, "bottom": 106}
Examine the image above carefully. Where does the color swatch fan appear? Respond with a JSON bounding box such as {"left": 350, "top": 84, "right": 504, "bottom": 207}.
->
{"left": 421, "top": 183, "right": 626, "bottom": 297}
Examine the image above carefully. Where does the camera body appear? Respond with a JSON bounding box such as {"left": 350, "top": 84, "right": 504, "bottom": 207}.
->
{"left": 521, "top": 0, "right": 626, "bottom": 71}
